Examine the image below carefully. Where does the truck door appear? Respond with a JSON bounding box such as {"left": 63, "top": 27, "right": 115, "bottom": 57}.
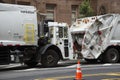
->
{"left": 57, "top": 26, "right": 69, "bottom": 58}
{"left": 48, "top": 22, "right": 72, "bottom": 59}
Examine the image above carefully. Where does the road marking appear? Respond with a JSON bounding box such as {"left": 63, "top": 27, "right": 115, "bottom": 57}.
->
{"left": 43, "top": 79, "right": 56, "bottom": 80}
{"left": 106, "top": 73, "right": 120, "bottom": 76}
{"left": 35, "top": 72, "right": 120, "bottom": 80}
{"left": 102, "top": 78, "right": 120, "bottom": 80}
{"left": 35, "top": 79, "right": 57, "bottom": 80}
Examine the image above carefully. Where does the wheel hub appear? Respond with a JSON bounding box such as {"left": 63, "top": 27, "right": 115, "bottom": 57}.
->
{"left": 47, "top": 55, "right": 54, "bottom": 63}
{"left": 110, "top": 52, "right": 117, "bottom": 61}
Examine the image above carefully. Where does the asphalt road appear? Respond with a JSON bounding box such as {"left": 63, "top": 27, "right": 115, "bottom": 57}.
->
{"left": 0, "top": 60, "right": 120, "bottom": 80}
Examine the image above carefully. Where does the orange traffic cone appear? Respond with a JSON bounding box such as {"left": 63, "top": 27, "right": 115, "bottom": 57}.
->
{"left": 74, "top": 60, "right": 83, "bottom": 80}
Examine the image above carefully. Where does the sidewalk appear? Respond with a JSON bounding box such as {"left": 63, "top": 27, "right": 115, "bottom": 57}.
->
{"left": 0, "top": 63, "right": 22, "bottom": 70}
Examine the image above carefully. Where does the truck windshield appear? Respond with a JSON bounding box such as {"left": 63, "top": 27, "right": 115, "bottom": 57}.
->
{"left": 59, "top": 27, "right": 63, "bottom": 38}
{"left": 64, "top": 27, "right": 68, "bottom": 38}
{"left": 58, "top": 27, "right": 68, "bottom": 38}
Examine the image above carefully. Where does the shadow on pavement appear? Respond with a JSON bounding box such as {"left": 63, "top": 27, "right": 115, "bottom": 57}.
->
{"left": 0, "top": 59, "right": 104, "bottom": 72}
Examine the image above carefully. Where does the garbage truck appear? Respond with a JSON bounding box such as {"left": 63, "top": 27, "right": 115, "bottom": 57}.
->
{"left": 70, "top": 16, "right": 97, "bottom": 59}
{"left": 81, "top": 14, "right": 120, "bottom": 63}
{"left": 0, "top": 3, "right": 75, "bottom": 67}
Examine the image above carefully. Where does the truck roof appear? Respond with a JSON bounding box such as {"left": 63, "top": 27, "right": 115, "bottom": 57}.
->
{"left": 48, "top": 22, "right": 68, "bottom": 27}
{"left": 0, "top": 3, "right": 36, "bottom": 11}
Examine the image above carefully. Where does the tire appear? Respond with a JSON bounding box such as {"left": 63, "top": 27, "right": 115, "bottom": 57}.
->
{"left": 41, "top": 50, "right": 59, "bottom": 67}
{"left": 103, "top": 48, "right": 120, "bottom": 63}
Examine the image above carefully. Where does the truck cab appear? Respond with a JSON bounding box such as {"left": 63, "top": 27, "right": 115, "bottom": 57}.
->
{"left": 48, "top": 22, "right": 74, "bottom": 59}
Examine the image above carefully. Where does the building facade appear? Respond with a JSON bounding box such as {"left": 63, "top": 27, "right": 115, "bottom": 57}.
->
{"left": 0, "top": 0, "right": 82, "bottom": 25}
{"left": 96, "top": 0, "right": 120, "bottom": 15}
{"left": 0, "top": 0, "right": 120, "bottom": 25}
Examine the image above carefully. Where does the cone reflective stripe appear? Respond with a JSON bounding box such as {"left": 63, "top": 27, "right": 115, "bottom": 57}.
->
{"left": 74, "top": 60, "right": 83, "bottom": 80}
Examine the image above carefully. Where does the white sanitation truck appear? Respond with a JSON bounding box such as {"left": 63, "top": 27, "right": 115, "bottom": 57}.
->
{"left": 0, "top": 3, "right": 75, "bottom": 67}
{"left": 70, "top": 16, "right": 97, "bottom": 59}
{"left": 82, "top": 14, "right": 120, "bottom": 63}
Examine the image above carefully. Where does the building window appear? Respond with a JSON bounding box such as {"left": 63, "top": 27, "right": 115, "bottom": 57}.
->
{"left": 99, "top": 6, "right": 106, "bottom": 15}
{"left": 46, "top": 4, "right": 56, "bottom": 21}
{"left": 71, "top": 5, "right": 78, "bottom": 23}
{"left": 0, "top": 0, "right": 5, "bottom": 3}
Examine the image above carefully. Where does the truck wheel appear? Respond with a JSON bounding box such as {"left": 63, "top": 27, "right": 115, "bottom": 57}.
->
{"left": 24, "top": 61, "right": 38, "bottom": 67}
{"left": 41, "top": 50, "right": 59, "bottom": 67}
{"left": 104, "top": 48, "right": 120, "bottom": 63}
